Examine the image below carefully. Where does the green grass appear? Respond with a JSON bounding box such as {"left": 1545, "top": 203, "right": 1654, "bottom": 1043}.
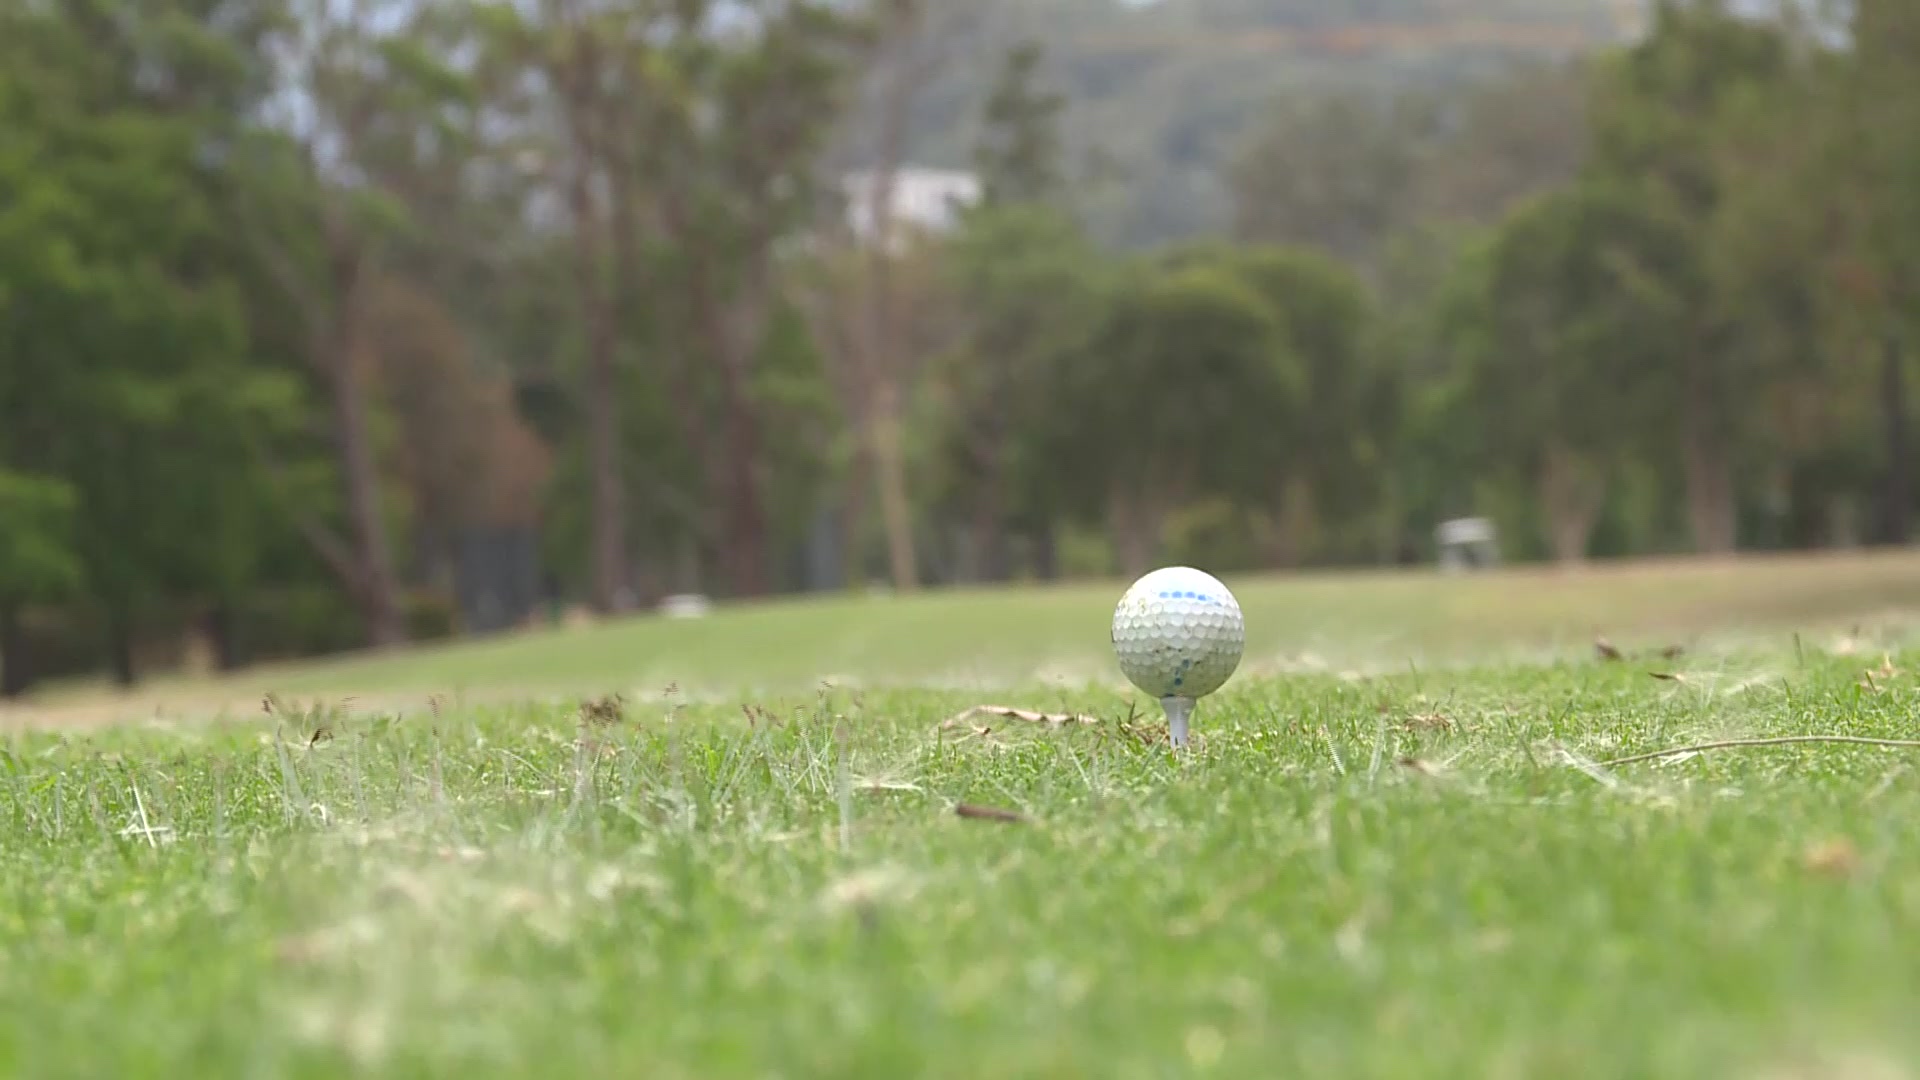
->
{"left": 243, "top": 550, "right": 1920, "bottom": 698}
{"left": 8, "top": 554, "right": 1920, "bottom": 1077}
{"left": 22, "top": 549, "right": 1920, "bottom": 724}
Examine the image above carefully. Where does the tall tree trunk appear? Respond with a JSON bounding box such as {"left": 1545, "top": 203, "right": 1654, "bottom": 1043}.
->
{"left": 839, "top": 438, "right": 872, "bottom": 587}
{"left": 966, "top": 405, "right": 1010, "bottom": 582}
{"left": 694, "top": 259, "right": 777, "bottom": 599}
{"left": 0, "top": 602, "right": 31, "bottom": 699}
{"left": 1109, "top": 486, "right": 1159, "bottom": 578}
{"left": 802, "top": 508, "right": 842, "bottom": 591}
{"left": 1375, "top": 473, "right": 1404, "bottom": 566}
{"left": 971, "top": 464, "right": 1010, "bottom": 583}
{"left": 327, "top": 303, "right": 406, "bottom": 648}
{"left": 252, "top": 213, "right": 404, "bottom": 647}
{"left": 568, "top": 111, "right": 630, "bottom": 615}
{"left": 582, "top": 273, "right": 627, "bottom": 613}
{"left": 1880, "top": 333, "right": 1910, "bottom": 544}
{"left": 1680, "top": 425, "right": 1737, "bottom": 555}
{"left": 1032, "top": 522, "right": 1058, "bottom": 581}
{"left": 104, "top": 602, "right": 135, "bottom": 688}
{"left": 720, "top": 399, "right": 770, "bottom": 597}
{"left": 1681, "top": 363, "right": 1738, "bottom": 555}
{"left": 858, "top": 217, "right": 918, "bottom": 592}
{"left": 1827, "top": 495, "right": 1863, "bottom": 548}
{"left": 208, "top": 600, "right": 243, "bottom": 672}
{"left": 854, "top": 0, "right": 927, "bottom": 592}
{"left": 1267, "top": 474, "right": 1316, "bottom": 568}
{"left": 1538, "top": 442, "right": 1606, "bottom": 565}
{"left": 673, "top": 534, "right": 702, "bottom": 595}
{"left": 869, "top": 379, "right": 917, "bottom": 591}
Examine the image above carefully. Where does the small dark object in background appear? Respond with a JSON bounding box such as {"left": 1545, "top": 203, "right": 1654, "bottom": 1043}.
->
{"left": 955, "top": 802, "right": 1028, "bottom": 824}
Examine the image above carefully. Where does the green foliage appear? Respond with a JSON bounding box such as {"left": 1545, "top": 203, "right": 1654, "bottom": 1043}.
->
{"left": 1586, "top": 1, "right": 1791, "bottom": 223}
{"left": 210, "top": 585, "right": 458, "bottom": 664}
{"left": 5, "top": 0, "right": 1920, "bottom": 683}
{"left": 931, "top": 205, "right": 1113, "bottom": 524}
{"left": 1190, "top": 246, "right": 1386, "bottom": 509}
{"left": 635, "top": 0, "right": 869, "bottom": 260}
{"left": 0, "top": 0, "right": 300, "bottom": 681}
{"left": 752, "top": 298, "right": 841, "bottom": 543}
{"left": 1229, "top": 92, "right": 1441, "bottom": 265}
{"left": 1046, "top": 260, "right": 1298, "bottom": 519}
{"left": 0, "top": 474, "right": 80, "bottom": 602}
{"left": 1159, "top": 495, "right": 1268, "bottom": 572}
{"left": 1229, "top": 57, "right": 1590, "bottom": 271}
{"left": 972, "top": 40, "right": 1067, "bottom": 209}
{"left": 1451, "top": 181, "right": 1693, "bottom": 466}
{"left": 1425, "top": 180, "right": 1703, "bottom": 557}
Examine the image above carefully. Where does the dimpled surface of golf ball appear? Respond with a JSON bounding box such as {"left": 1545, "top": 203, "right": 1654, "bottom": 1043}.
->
{"left": 1111, "top": 566, "right": 1244, "bottom": 699}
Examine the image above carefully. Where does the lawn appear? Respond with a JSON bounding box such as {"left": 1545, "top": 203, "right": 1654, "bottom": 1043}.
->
{"left": 6, "top": 552, "right": 1920, "bottom": 1077}
{"left": 16, "top": 548, "right": 1920, "bottom": 725}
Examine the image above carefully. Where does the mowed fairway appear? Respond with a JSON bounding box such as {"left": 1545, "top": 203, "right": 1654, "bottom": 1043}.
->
{"left": 8, "top": 552, "right": 1920, "bottom": 1077}
{"left": 18, "top": 547, "right": 1920, "bottom": 724}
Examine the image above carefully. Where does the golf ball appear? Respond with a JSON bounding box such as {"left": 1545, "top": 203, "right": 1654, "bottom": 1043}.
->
{"left": 1111, "top": 566, "right": 1244, "bottom": 700}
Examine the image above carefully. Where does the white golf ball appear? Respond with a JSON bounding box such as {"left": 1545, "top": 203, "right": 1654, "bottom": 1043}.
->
{"left": 1111, "top": 566, "right": 1244, "bottom": 700}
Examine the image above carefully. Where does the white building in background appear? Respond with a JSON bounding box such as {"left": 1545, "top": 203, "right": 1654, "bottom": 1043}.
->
{"left": 840, "top": 166, "right": 982, "bottom": 249}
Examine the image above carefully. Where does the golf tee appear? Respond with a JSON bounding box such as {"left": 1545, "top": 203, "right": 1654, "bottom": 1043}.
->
{"left": 1162, "top": 695, "right": 1196, "bottom": 749}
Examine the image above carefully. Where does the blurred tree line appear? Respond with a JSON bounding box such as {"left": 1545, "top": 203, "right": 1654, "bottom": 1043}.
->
{"left": 866, "top": 0, "right": 1633, "bottom": 248}
{"left": 1, "top": 0, "right": 1914, "bottom": 693}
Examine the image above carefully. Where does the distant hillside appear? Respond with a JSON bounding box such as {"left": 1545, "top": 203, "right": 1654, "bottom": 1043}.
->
{"left": 883, "top": 0, "right": 1639, "bottom": 247}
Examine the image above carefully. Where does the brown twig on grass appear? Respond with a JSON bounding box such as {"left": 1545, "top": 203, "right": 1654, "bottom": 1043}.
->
{"left": 954, "top": 802, "right": 1028, "bottom": 824}
{"left": 1599, "top": 735, "right": 1920, "bottom": 768}
{"left": 938, "top": 705, "right": 1100, "bottom": 731}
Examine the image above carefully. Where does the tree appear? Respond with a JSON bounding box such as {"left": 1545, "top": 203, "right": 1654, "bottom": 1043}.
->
{"left": 1442, "top": 183, "right": 1694, "bottom": 563}
{"left": 796, "top": 23, "right": 1072, "bottom": 590}
{"left": 369, "top": 274, "right": 554, "bottom": 590}
{"left": 234, "top": 0, "right": 481, "bottom": 645}
{"left": 463, "top": 0, "right": 707, "bottom": 609}
{"left": 0, "top": 474, "right": 80, "bottom": 697}
{"left": 903, "top": 35, "right": 1085, "bottom": 582}
{"left": 1168, "top": 244, "right": 1381, "bottom": 565}
{"left": 475, "top": 0, "right": 649, "bottom": 614}
{"left": 635, "top": 0, "right": 871, "bottom": 596}
{"left": 1046, "top": 262, "right": 1300, "bottom": 575}
{"left": 441, "top": 0, "right": 871, "bottom": 602}
{"left": 797, "top": 231, "right": 960, "bottom": 588}
{"left": 1687, "top": 49, "right": 1866, "bottom": 548}
{"left": 1584, "top": 0, "right": 1797, "bottom": 553}
{"left": 0, "top": 0, "right": 300, "bottom": 684}
{"left": 800, "top": 0, "right": 944, "bottom": 593}
{"left": 973, "top": 40, "right": 1067, "bottom": 209}
{"left": 1369, "top": 222, "right": 1485, "bottom": 560}
{"left": 931, "top": 205, "right": 1109, "bottom": 581}
{"left": 1230, "top": 58, "right": 1590, "bottom": 278}
{"left": 1228, "top": 91, "right": 1441, "bottom": 270}
{"left": 1407, "top": 57, "right": 1591, "bottom": 230}
{"left": 1807, "top": 0, "right": 1920, "bottom": 543}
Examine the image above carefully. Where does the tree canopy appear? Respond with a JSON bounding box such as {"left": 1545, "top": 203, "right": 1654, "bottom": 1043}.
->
{"left": 4, "top": 0, "right": 1918, "bottom": 690}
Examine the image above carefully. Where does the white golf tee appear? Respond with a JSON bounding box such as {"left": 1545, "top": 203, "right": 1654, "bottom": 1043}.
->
{"left": 1162, "top": 695, "right": 1196, "bottom": 749}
